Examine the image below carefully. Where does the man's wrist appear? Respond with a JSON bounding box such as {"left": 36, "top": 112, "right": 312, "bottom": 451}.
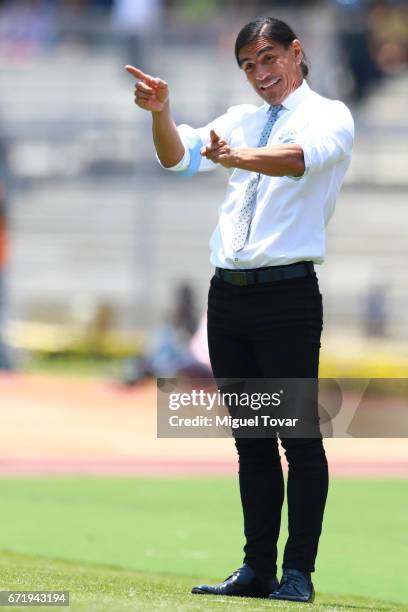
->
{"left": 230, "top": 148, "right": 247, "bottom": 169}
{"left": 152, "top": 100, "right": 170, "bottom": 118}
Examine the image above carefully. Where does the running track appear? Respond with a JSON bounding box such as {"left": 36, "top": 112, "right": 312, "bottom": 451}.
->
{"left": 0, "top": 373, "right": 407, "bottom": 477}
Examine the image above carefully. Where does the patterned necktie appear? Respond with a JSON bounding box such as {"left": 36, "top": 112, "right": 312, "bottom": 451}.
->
{"left": 232, "top": 104, "right": 282, "bottom": 252}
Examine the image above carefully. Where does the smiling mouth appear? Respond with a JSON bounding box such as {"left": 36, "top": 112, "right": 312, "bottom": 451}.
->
{"left": 260, "top": 77, "right": 281, "bottom": 90}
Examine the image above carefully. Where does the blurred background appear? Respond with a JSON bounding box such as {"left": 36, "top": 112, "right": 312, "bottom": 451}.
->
{"left": 0, "top": 2, "right": 407, "bottom": 609}
{"left": 0, "top": 0, "right": 407, "bottom": 377}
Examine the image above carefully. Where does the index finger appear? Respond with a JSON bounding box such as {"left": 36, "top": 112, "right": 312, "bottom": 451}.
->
{"left": 125, "top": 65, "right": 153, "bottom": 84}
{"left": 210, "top": 129, "right": 220, "bottom": 142}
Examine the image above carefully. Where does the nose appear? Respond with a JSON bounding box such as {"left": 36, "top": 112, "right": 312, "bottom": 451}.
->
{"left": 255, "top": 66, "right": 272, "bottom": 82}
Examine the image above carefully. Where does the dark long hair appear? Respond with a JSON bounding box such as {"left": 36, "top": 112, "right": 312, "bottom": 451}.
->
{"left": 235, "top": 17, "right": 309, "bottom": 79}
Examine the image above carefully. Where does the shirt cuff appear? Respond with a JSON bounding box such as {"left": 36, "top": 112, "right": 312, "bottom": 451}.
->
{"left": 156, "top": 146, "right": 191, "bottom": 172}
{"left": 286, "top": 144, "right": 309, "bottom": 181}
{"left": 300, "top": 143, "right": 312, "bottom": 174}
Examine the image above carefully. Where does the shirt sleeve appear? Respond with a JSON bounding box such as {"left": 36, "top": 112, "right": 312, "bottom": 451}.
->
{"left": 297, "top": 102, "right": 355, "bottom": 177}
{"left": 157, "top": 105, "right": 253, "bottom": 177}
{"left": 156, "top": 146, "right": 190, "bottom": 172}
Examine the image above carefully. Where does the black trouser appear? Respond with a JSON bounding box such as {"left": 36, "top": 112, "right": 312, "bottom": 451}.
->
{"left": 207, "top": 269, "right": 328, "bottom": 578}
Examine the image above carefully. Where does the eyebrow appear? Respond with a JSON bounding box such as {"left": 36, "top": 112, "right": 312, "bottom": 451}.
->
{"left": 238, "top": 45, "right": 276, "bottom": 66}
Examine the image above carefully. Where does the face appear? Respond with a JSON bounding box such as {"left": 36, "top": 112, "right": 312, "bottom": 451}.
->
{"left": 238, "top": 36, "right": 303, "bottom": 105}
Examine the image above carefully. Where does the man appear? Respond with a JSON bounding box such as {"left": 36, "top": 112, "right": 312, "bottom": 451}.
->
{"left": 127, "top": 16, "right": 354, "bottom": 603}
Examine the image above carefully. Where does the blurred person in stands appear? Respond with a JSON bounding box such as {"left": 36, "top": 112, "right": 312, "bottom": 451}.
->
{"left": 172, "top": 282, "right": 198, "bottom": 338}
{"left": 112, "top": 0, "right": 163, "bottom": 69}
{"left": 364, "top": 284, "right": 388, "bottom": 337}
{"left": 336, "top": 0, "right": 384, "bottom": 101}
{"left": 127, "top": 16, "right": 354, "bottom": 604}
{"left": 0, "top": 181, "right": 12, "bottom": 370}
{"left": 121, "top": 282, "right": 208, "bottom": 384}
{"left": 367, "top": 0, "right": 408, "bottom": 75}
{"left": 0, "top": 121, "right": 12, "bottom": 370}
{"left": 336, "top": 0, "right": 408, "bottom": 101}
{"left": 0, "top": 0, "right": 55, "bottom": 56}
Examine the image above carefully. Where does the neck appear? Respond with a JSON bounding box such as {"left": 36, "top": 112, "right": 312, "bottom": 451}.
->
{"left": 277, "top": 76, "right": 303, "bottom": 106}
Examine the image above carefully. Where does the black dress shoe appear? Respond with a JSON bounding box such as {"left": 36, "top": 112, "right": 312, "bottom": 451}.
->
{"left": 269, "top": 569, "right": 315, "bottom": 603}
{"left": 191, "top": 564, "right": 279, "bottom": 598}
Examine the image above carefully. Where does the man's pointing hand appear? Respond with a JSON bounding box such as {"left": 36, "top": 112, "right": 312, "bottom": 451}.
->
{"left": 125, "top": 65, "right": 169, "bottom": 113}
{"left": 201, "top": 130, "right": 236, "bottom": 169}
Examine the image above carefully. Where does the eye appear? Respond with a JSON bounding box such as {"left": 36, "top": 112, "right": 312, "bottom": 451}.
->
{"left": 265, "top": 54, "right": 276, "bottom": 63}
{"left": 243, "top": 63, "right": 254, "bottom": 72}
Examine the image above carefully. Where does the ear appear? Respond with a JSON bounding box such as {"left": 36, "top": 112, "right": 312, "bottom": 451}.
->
{"left": 291, "top": 39, "right": 303, "bottom": 65}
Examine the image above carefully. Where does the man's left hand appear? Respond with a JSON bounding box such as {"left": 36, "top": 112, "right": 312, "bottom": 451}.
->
{"left": 201, "top": 130, "right": 236, "bottom": 169}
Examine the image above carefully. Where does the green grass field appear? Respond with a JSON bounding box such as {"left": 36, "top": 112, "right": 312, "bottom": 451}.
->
{"left": 0, "top": 477, "right": 406, "bottom": 611}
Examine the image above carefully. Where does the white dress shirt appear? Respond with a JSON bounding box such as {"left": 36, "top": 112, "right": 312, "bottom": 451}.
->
{"left": 158, "top": 80, "right": 354, "bottom": 269}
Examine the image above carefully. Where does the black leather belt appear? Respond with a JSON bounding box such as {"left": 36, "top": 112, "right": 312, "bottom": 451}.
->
{"left": 215, "top": 261, "right": 314, "bottom": 286}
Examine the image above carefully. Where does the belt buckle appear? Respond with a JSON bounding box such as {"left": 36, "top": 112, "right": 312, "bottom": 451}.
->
{"left": 233, "top": 271, "right": 248, "bottom": 286}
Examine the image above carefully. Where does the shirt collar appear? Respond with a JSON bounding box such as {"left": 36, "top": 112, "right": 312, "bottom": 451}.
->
{"left": 262, "top": 79, "right": 311, "bottom": 114}
{"left": 281, "top": 79, "right": 310, "bottom": 110}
